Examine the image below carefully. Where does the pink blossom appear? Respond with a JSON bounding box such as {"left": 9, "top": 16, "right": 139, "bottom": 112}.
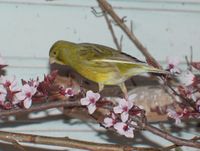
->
{"left": 80, "top": 90, "right": 100, "bottom": 114}
{"left": 181, "top": 86, "right": 196, "bottom": 101}
{"left": 0, "top": 85, "right": 7, "bottom": 105}
{"left": 28, "top": 78, "right": 39, "bottom": 88}
{"left": 0, "top": 75, "right": 18, "bottom": 90}
{"left": 65, "top": 88, "right": 75, "bottom": 97}
{"left": 60, "top": 87, "right": 75, "bottom": 97}
{"left": 167, "top": 108, "right": 183, "bottom": 125}
{"left": 196, "top": 100, "right": 200, "bottom": 112}
{"left": 114, "top": 122, "right": 134, "bottom": 138}
{"left": 166, "top": 56, "right": 180, "bottom": 74}
{"left": 12, "top": 91, "right": 25, "bottom": 105}
{"left": 15, "top": 84, "right": 37, "bottom": 109}
{"left": 103, "top": 113, "right": 117, "bottom": 128}
{"left": 178, "top": 70, "right": 195, "bottom": 86}
{"left": 0, "top": 75, "right": 22, "bottom": 104}
{"left": 113, "top": 98, "right": 133, "bottom": 122}
{"left": 191, "top": 62, "right": 200, "bottom": 71}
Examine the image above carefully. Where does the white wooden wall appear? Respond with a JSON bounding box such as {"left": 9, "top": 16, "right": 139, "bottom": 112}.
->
{"left": 0, "top": 0, "right": 199, "bottom": 150}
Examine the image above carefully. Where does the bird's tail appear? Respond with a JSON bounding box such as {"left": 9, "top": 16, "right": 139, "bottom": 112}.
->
{"left": 125, "top": 63, "right": 169, "bottom": 77}
{"left": 142, "top": 65, "right": 169, "bottom": 75}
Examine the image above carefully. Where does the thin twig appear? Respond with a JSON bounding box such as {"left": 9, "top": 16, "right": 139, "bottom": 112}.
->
{"left": 103, "top": 10, "right": 121, "bottom": 51}
{"left": 163, "top": 136, "right": 200, "bottom": 150}
{"left": 143, "top": 123, "right": 200, "bottom": 148}
{"left": 119, "top": 35, "right": 123, "bottom": 50}
{"left": 185, "top": 56, "right": 191, "bottom": 71}
{"left": 130, "top": 20, "right": 133, "bottom": 34}
{"left": 0, "top": 99, "right": 81, "bottom": 118}
{"left": 91, "top": 7, "right": 104, "bottom": 17}
{"left": 190, "top": 46, "right": 193, "bottom": 71}
{"left": 185, "top": 46, "right": 194, "bottom": 71}
{"left": 97, "top": 0, "right": 162, "bottom": 69}
{"left": 0, "top": 130, "right": 158, "bottom": 151}
{"left": 12, "top": 140, "right": 27, "bottom": 151}
{"left": 166, "top": 83, "right": 197, "bottom": 111}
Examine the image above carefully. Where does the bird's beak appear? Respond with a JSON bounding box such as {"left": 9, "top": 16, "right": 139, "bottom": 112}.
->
{"left": 49, "top": 57, "right": 56, "bottom": 64}
{"left": 49, "top": 57, "right": 65, "bottom": 65}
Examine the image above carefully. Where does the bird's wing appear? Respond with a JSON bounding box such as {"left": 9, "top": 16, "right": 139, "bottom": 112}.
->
{"left": 79, "top": 43, "right": 145, "bottom": 65}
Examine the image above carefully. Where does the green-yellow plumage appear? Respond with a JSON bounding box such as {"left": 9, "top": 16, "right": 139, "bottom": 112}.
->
{"left": 49, "top": 40, "right": 168, "bottom": 98}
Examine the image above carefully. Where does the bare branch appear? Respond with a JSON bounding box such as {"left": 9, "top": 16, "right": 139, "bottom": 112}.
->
{"left": 143, "top": 123, "right": 200, "bottom": 148}
{"left": 0, "top": 99, "right": 81, "bottom": 118}
{"left": 103, "top": 11, "right": 122, "bottom": 51}
{"left": 130, "top": 20, "right": 133, "bottom": 34}
{"left": 0, "top": 130, "right": 158, "bottom": 151}
{"left": 97, "top": 0, "right": 162, "bottom": 68}
{"left": 92, "top": 6, "right": 122, "bottom": 51}
{"left": 163, "top": 136, "right": 200, "bottom": 150}
{"left": 190, "top": 46, "right": 193, "bottom": 71}
{"left": 119, "top": 35, "right": 123, "bottom": 50}
{"left": 91, "top": 7, "right": 104, "bottom": 17}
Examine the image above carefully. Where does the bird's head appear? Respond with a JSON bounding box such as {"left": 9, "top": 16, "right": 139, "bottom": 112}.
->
{"left": 49, "top": 40, "right": 74, "bottom": 65}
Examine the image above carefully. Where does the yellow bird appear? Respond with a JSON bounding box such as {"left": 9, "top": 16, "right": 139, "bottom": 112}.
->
{"left": 49, "top": 40, "right": 168, "bottom": 99}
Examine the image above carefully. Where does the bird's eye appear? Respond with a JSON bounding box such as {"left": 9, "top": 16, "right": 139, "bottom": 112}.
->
{"left": 53, "top": 51, "right": 56, "bottom": 55}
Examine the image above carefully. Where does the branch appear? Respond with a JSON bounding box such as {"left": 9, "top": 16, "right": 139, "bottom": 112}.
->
{"left": 143, "top": 123, "right": 200, "bottom": 148}
{"left": 91, "top": 6, "right": 122, "bottom": 51}
{"left": 103, "top": 11, "right": 122, "bottom": 51}
{"left": 163, "top": 136, "right": 200, "bottom": 150}
{"left": 97, "top": 0, "right": 162, "bottom": 68}
{"left": 0, "top": 130, "right": 158, "bottom": 151}
{"left": 2, "top": 136, "right": 27, "bottom": 151}
{"left": 1, "top": 92, "right": 199, "bottom": 149}
{"left": 0, "top": 99, "right": 81, "bottom": 118}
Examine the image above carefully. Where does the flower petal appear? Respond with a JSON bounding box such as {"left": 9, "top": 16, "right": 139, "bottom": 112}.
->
{"left": 114, "top": 122, "right": 125, "bottom": 135}
{"left": 167, "top": 56, "right": 180, "bottom": 66}
{"left": 175, "top": 118, "right": 181, "bottom": 125}
{"left": 0, "top": 94, "right": 6, "bottom": 103}
{"left": 113, "top": 106, "right": 123, "bottom": 114}
{"left": 124, "top": 128, "right": 134, "bottom": 138}
{"left": 22, "top": 84, "right": 31, "bottom": 92}
{"left": 86, "top": 90, "right": 100, "bottom": 101}
{"left": 94, "top": 93, "right": 100, "bottom": 101}
{"left": 80, "top": 98, "right": 90, "bottom": 106}
{"left": 118, "top": 98, "right": 127, "bottom": 106}
{"left": 127, "top": 101, "right": 133, "bottom": 110}
{"left": 12, "top": 92, "right": 26, "bottom": 104}
{"left": 178, "top": 70, "right": 195, "bottom": 86}
{"left": 103, "top": 117, "right": 113, "bottom": 127}
{"left": 87, "top": 104, "right": 96, "bottom": 114}
{"left": 0, "top": 85, "right": 6, "bottom": 94}
{"left": 23, "top": 98, "right": 32, "bottom": 109}
{"left": 121, "top": 112, "right": 129, "bottom": 122}
{"left": 86, "top": 90, "right": 94, "bottom": 98}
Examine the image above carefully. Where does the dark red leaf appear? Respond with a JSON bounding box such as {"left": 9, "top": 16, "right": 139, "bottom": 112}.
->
{"left": 191, "top": 62, "right": 200, "bottom": 70}
{"left": 0, "top": 64, "right": 7, "bottom": 70}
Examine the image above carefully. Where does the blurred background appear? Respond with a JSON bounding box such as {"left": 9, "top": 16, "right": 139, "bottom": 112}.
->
{"left": 0, "top": 0, "right": 200, "bottom": 150}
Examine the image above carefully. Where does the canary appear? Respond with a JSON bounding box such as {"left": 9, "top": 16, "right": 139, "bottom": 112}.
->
{"left": 49, "top": 40, "right": 168, "bottom": 99}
